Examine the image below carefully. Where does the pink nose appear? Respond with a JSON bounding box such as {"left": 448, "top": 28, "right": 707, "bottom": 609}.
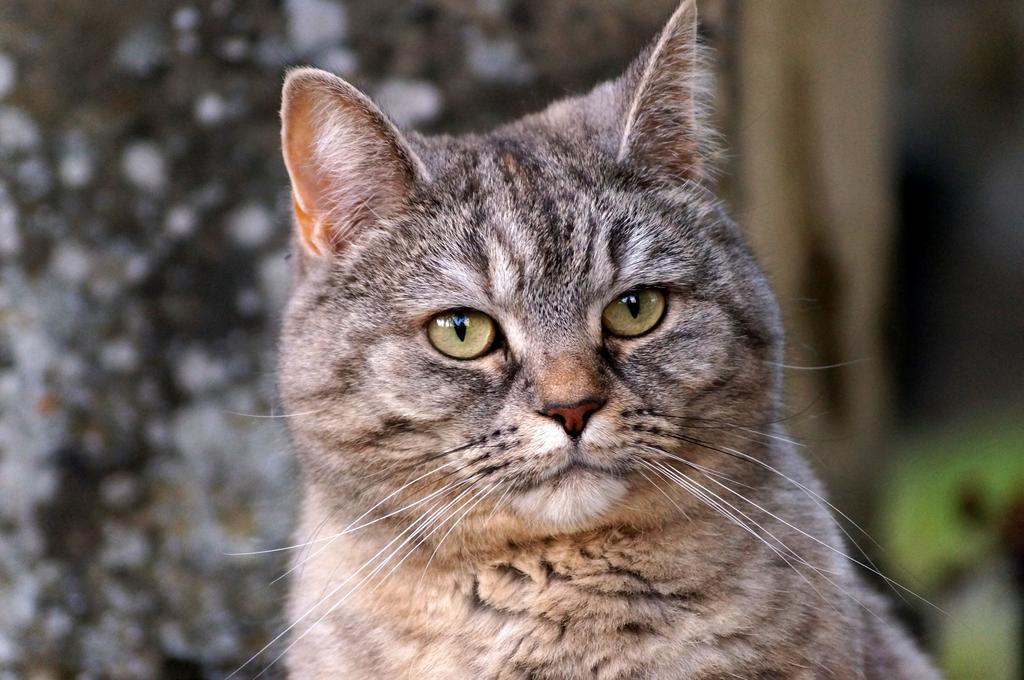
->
{"left": 539, "top": 398, "right": 605, "bottom": 437}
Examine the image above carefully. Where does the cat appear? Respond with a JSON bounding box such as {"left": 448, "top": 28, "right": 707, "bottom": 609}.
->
{"left": 269, "top": 1, "right": 940, "bottom": 677}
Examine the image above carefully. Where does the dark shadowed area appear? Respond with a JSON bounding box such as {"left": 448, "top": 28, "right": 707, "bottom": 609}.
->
{"left": 0, "top": 1, "right": 1020, "bottom": 678}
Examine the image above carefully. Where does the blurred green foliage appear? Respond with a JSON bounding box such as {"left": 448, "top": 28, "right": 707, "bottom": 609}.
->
{"left": 882, "top": 414, "right": 1024, "bottom": 679}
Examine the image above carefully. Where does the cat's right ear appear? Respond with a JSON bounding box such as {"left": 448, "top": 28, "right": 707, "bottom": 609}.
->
{"left": 615, "top": 0, "right": 704, "bottom": 182}
{"left": 280, "top": 68, "right": 428, "bottom": 256}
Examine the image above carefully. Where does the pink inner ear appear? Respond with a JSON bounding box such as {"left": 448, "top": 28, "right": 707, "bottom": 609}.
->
{"left": 282, "top": 83, "right": 339, "bottom": 255}
{"left": 280, "top": 69, "right": 425, "bottom": 256}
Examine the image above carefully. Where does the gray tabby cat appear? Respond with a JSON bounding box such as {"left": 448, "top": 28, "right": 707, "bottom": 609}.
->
{"left": 271, "top": 1, "right": 939, "bottom": 677}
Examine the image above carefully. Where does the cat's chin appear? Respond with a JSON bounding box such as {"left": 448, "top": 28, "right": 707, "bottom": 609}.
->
{"left": 510, "top": 468, "right": 628, "bottom": 529}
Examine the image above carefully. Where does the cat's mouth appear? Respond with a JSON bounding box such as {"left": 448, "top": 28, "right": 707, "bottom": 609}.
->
{"left": 524, "top": 454, "right": 623, "bottom": 491}
{"left": 509, "top": 454, "right": 631, "bottom": 526}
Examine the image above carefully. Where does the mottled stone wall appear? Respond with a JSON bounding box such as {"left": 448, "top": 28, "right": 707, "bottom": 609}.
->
{"left": 0, "top": 1, "right": 697, "bottom": 677}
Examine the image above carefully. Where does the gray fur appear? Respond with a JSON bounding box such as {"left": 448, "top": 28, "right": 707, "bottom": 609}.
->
{"left": 274, "top": 2, "right": 939, "bottom": 678}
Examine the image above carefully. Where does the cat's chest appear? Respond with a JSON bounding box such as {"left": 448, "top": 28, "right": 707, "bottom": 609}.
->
{"left": 298, "top": 532, "right": 854, "bottom": 679}
{"left": 458, "top": 555, "right": 726, "bottom": 679}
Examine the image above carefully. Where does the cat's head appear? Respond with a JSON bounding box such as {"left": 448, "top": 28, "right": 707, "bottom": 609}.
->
{"left": 277, "top": 1, "right": 782, "bottom": 537}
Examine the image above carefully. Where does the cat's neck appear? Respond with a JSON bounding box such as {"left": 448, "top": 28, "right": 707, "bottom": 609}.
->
{"left": 286, "top": 458, "right": 859, "bottom": 679}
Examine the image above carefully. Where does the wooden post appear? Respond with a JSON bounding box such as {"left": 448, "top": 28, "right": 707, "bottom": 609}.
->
{"left": 731, "top": 1, "right": 896, "bottom": 517}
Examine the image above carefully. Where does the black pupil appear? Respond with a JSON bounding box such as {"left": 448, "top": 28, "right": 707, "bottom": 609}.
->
{"left": 624, "top": 293, "right": 641, "bottom": 319}
{"left": 452, "top": 314, "right": 468, "bottom": 341}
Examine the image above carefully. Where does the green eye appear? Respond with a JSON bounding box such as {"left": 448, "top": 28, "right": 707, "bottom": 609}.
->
{"left": 602, "top": 288, "right": 666, "bottom": 337}
{"left": 427, "top": 309, "right": 497, "bottom": 359}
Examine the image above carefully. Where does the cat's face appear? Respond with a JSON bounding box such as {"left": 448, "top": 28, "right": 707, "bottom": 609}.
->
{"left": 278, "top": 1, "right": 781, "bottom": 535}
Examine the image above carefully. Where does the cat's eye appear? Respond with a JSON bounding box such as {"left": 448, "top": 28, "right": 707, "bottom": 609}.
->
{"left": 427, "top": 309, "right": 497, "bottom": 359}
{"left": 602, "top": 288, "right": 666, "bottom": 337}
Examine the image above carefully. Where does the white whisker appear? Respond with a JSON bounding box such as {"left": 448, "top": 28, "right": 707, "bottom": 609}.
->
{"left": 224, "top": 407, "right": 330, "bottom": 419}
{"left": 643, "top": 458, "right": 830, "bottom": 574}
{"left": 643, "top": 456, "right": 900, "bottom": 625}
{"left": 228, "top": 459, "right": 464, "bottom": 558}
{"left": 253, "top": 482, "right": 492, "bottom": 678}
{"left": 644, "top": 444, "right": 941, "bottom": 613}
{"left": 734, "top": 425, "right": 807, "bottom": 448}
{"left": 640, "top": 458, "right": 844, "bottom": 616}
{"left": 635, "top": 468, "right": 692, "bottom": 521}
{"left": 418, "top": 482, "right": 503, "bottom": 582}
{"left": 270, "top": 475, "right": 472, "bottom": 587}
{"left": 228, "top": 482, "right": 477, "bottom": 680}
{"left": 768, "top": 358, "right": 869, "bottom": 371}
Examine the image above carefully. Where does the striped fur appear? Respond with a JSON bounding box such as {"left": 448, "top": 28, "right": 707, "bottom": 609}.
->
{"left": 274, "top": 2, "right": 938, "bottom": 678}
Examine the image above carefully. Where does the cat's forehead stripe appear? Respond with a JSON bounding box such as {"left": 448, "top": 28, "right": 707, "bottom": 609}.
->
{"left": 480, "top": 157, "right": 614, "bottom": 319}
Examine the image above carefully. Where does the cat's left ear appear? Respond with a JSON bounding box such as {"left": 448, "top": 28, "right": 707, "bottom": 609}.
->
{"left": 280, "top": 68, "right": 428, "bottom": 256}
{"left": 615, "top": 0, "right": 704, "bottom": 181}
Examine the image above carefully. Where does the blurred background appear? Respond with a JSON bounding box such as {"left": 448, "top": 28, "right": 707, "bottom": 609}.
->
{"left": 0, "top": 0, "right": 1021, "bottom": 678}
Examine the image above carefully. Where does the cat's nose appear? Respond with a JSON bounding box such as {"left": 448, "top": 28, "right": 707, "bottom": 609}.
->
{"left": 539, "top": 398, "right": 605, "bottom": 438}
